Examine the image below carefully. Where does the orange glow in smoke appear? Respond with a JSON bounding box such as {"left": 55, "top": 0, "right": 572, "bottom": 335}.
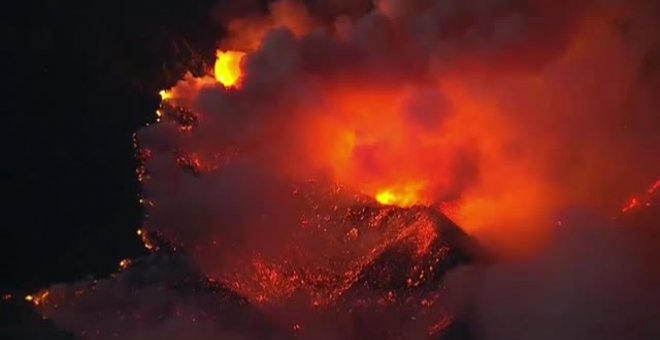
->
{"left": 137, "top": 228, "right": 156, "bottom": 251}
{"left": 297, "top": 88, "right": 443, "bottom": 209}
{"left": 214, "top": 50, "right": 245, "bottom": 88}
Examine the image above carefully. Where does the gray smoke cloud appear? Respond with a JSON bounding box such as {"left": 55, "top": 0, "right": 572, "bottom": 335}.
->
{"left": 445, "top": 206, "right": 660, "bottom": 340}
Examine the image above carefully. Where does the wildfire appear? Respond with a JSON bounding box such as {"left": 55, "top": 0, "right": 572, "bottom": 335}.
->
{"left": 27, "top": 1, "right": 660, "bottom": 338}
{"left": 214, "top": 50, "right": 245, "bottom": 88}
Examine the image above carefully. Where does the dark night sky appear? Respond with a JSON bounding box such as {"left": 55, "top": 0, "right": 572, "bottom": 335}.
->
{"left": 2, "top": 0, "right": 219, "bottom": 337}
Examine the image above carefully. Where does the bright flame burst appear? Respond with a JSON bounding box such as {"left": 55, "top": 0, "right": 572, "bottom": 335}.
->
{"left": 376, "top": 183, "right": 426, "bottom": 207}
{"left": 214, "top": 50, "right": 245, "bottom": 88}
{"left": 158, "top": 90, "right": 171, "bottom": 101}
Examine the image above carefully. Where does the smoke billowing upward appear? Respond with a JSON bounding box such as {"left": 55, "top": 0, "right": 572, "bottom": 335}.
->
{"left": 27, "top": 0, "right": 660, "bottom": 339}
{"left": 144, "top": 0, "right": 659, "bottom": 253}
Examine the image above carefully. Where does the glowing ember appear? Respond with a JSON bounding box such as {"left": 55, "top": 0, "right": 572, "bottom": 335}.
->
{"left": 158, "top": 90, "right": 172, "bottom": 101}
{"left": 621, "top": 179, "right": 660, "bottom": 214}
{"left": 28, "top": 1, "right": 660, "bottom": 338}
{"left": 25, "top": 290, "right": 49, "bottom": 306}
{"left": 137, "top": 228, "right": 156, "bottom": 251}
{"left": 622, "top": 197, "right": 640, "bottom": 213}
{"left": 118, "top": 258, "right": 132, "bottom": 270}
{"left": 214, "top": 50, "right": 245, "bottom": 88}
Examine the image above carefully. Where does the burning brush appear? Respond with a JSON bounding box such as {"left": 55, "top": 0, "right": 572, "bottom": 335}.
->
{"left": 33, "top": 205, "right": 482, "bottom": 339}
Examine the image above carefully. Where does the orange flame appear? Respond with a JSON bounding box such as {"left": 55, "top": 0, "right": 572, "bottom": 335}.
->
{"left": 214, "top": 50, "right": 245, "bottom": 88}
{"left": 375, "top": 182, "right": 426, "bottom": 207}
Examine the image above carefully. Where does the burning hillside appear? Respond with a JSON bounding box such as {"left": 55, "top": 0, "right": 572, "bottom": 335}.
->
{"left": 33, "top": 206, "right": 480, "bottom": 339}
{"left": 19, "top": 0, "right": 660, "bottom": 339}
